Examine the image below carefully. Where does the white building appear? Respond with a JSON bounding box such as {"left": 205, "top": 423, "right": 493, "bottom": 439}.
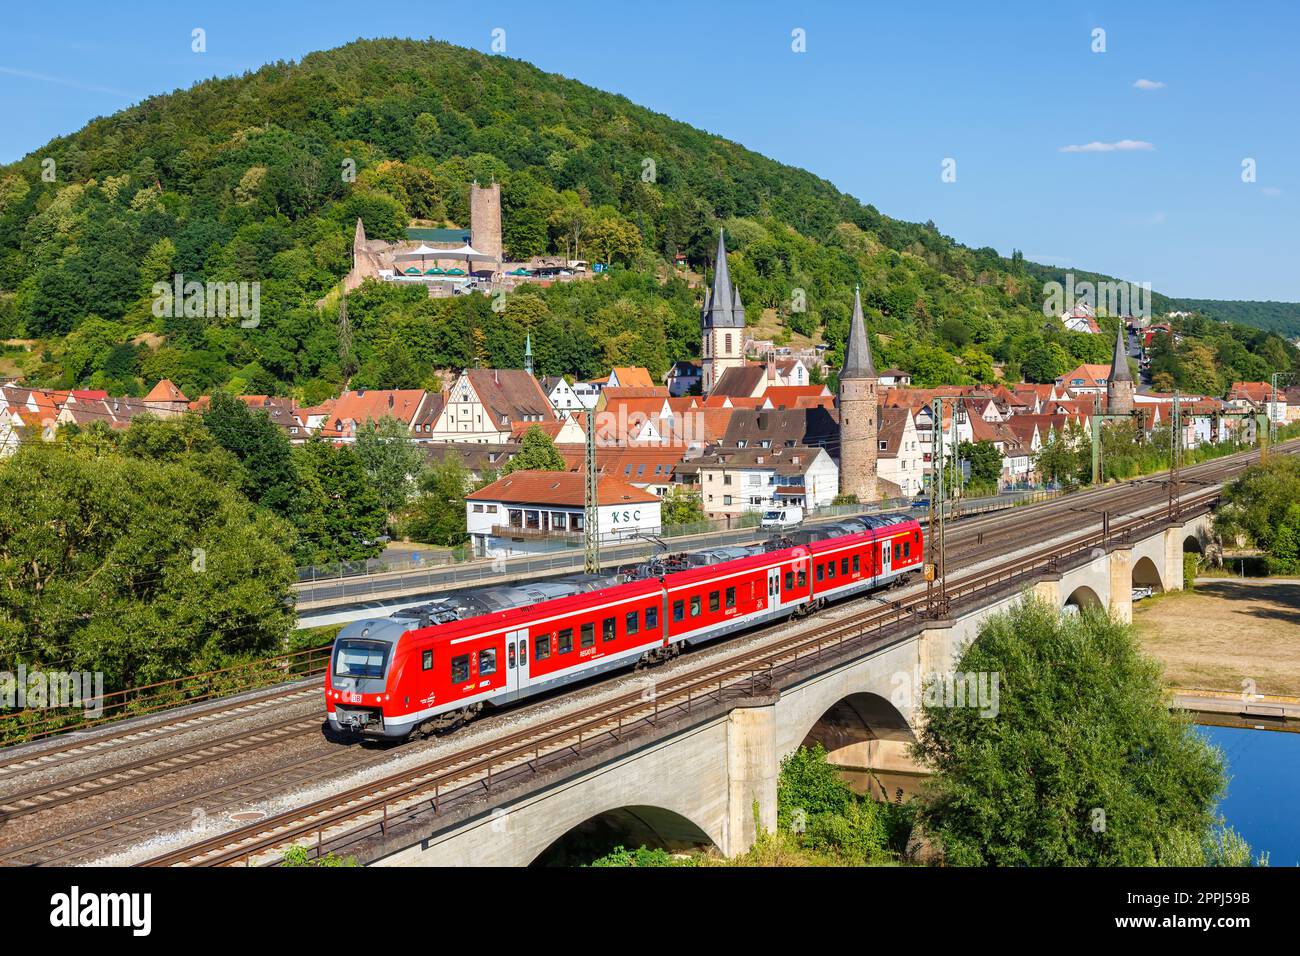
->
{"left": 465, "top": 470, "right": 661, "bottom": 558}
{"left": 674, "top": 445, "right": 839, "bottom": 520}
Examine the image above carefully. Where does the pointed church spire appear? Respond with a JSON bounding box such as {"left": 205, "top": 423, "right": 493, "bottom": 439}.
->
{"left": 353, "top": 217, "right": 366, "bottom": 248}
{"left": 524, "top": 332, "right": 534, "bottom": 376}
{"left": 732, "top": 282, "right": 746, "bottom": 327}
{"left": 700, "top": 229, "right": 740, "bottom": 328}
{"left": 1108, "top": 322, "right": 1132, "bottom": 382}
{"left": 840, "top": 285, "right": 877, "bottom": 379}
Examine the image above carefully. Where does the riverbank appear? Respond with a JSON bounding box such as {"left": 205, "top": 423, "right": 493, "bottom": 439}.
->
{"left": 1133, "top": 578, "right": 1300, "bottom": 698}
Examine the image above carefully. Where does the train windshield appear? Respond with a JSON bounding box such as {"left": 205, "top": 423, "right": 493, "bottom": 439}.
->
{"left": 333, "top": 639, "right": 390, "bottom": 679}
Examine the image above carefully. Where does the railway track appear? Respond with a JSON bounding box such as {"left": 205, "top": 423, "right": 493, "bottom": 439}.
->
{"left": 4, "top": 442, "right": 1288, "bottom": 866}
{"left": 141, "top": 445, "right": 1287, "bottom": 867}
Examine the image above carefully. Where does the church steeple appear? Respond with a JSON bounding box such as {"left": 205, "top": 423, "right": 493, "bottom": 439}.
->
{"left": 524, "top": 332, "right": 534, "bottom": 376}
{"left": 840, "top": 286, "right": 877, "bottom": 380}
{"left": 701, "top": 229, "right": 742, "bottom": 329}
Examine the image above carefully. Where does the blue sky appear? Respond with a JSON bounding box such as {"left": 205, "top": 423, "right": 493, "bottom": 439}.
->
{"left": 1, "top": 0, "right": 1296, "bottom": 300}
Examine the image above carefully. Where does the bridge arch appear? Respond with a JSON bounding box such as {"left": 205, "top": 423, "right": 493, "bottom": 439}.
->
{"left": 1183, "top": 533, "right": 1203, "bottom": 555}
{"left": 531, "top": 804, "right": 717, "bottom": 866}
{"left": 1064, "top": 585, "right": 1103, "bottom": 612}
{"left": 795, "top": 691, "right": 918, "bottom": 800}
{"left": 1132, "top": 555, "right": 1164, "bottom": 592}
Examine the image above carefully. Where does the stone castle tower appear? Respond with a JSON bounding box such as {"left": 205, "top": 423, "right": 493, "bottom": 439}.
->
{"left": 1107, "top": 322, "right": 1135, "bottom": 415}
{"left": 470, "top": 181, "right": 503, "bottom": 265}
{"left": 700, "top": 229, "right": 746, "bottom": 395}
{"left": 837, "top": 287, "right": 879, "bottom": 502}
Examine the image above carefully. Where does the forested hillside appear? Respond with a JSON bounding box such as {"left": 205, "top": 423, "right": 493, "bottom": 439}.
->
{"left": 0, "top": 37, "right": 1294, "bottom": 399}
{"left": 1165, "top": 299, "right": 1300, "bottom": 339}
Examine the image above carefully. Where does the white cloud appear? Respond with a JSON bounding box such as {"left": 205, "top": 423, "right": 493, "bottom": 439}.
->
{"left": 1059, "top": 139, "right": 1156, "bottom": 153}
{"left": 1133, "top": 78, "right": 1167, "bottom": 90}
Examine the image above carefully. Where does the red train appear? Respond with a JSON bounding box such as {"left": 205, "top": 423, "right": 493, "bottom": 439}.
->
{"left": 326, "top": 513, "right": 924, "bottom": 740}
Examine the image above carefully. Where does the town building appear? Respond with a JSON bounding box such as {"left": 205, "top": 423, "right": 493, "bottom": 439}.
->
{"left": 465, "top": 470, "right": 661, "bottom": 558}
{"left": 674, "top": 445, "right": 838, "bottom": 519}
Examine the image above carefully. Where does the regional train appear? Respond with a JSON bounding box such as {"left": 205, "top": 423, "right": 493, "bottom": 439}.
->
{"left": 326, "top": 512, "right": 924, "bottom": 740}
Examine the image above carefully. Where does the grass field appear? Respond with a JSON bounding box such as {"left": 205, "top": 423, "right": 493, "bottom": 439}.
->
{"left": 1133, "top": 579, "right": 1300, "bottom": 697}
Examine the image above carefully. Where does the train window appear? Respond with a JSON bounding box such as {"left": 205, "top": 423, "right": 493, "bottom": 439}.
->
{"left": 508, "top": 643, "right": 516, "bottom": 669}
{"left": 852, "top": 555, "right": 860, "bottom": 573}
{"left": 827, "top": 562, "right": 836, "bottom": 579}
{"left": 451, "top": 654, "right": 470, "bottom": 684}
{"left": 726, "top": 586, "right": 736, "bottom": 608}
{"left": 558, "top": 629, "right": 573, "bottom": 654}
{"left": 520, "top": 641, "right": 527, "bottom": 666}
{"left": 690, "top": 595, "right": 701, "bottom": 617}
{"left": 421, "top": 649, "right": 433, "bottom": 671}
{"left": 709, "top": 590, "right": 720, "bottom": 612}
{"left": 895, "top": 543, "right": 902, "bottom": 561}
{"left": 840, "top": 557, "right": 849, "bottom": 575}
{"left": 797, "top": 569, "right": 807, "bottom": 588}
{"left": 903, "top": 542, "right": 910, "bottom": 557}
{"left": 480, "top": 648, "right": 498, "bottom": 676}
{"left": 673, "top": 600, "right": 684, "bottom": 622}
{"left": 816, "top": 563, "right": 824, "bottom": 582}
{"left": 646, "top": 606, "right": 659, "bottom": 629}
{"left": 535, "top": 633, "right": 551, "bottom": 660}
{"left": 626, "top": 611, "right": 639, "bottom": 635}
{"left": 784, "top": 571, "right": 793, "bottom": 590}
{"left": 602, "top": 617, "right": 616, "bottom": 642}
{"left": 581, "top": 622, "right": 595, "bottom": 648}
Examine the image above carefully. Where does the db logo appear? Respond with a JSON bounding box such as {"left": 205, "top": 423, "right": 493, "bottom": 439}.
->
{"left": 343, "top": 692, "right": 362, "bottom": 704}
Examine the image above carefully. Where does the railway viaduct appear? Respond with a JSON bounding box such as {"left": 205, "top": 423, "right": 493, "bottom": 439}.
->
{"left": 364, "top": 511, "right": 1212, "bottom": 867}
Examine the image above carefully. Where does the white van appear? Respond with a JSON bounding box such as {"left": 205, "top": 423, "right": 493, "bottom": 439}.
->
{"left": 761, "top": 506, "right": 803, "bottom": 529}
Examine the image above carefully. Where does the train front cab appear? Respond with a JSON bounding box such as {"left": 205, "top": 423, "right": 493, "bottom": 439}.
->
{"left": 326, "top": 618, "right": 408, "bottom": 739}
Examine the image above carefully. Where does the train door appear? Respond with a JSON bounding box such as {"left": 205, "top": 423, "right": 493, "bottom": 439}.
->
{"left": 768, "top": 567, "right": 781, "bottom": 608}
{"left": 506, "top": 628, "right": 529, "bottom": 693}
{"left": 881, "top": 538, "right": 893, "bottom": 579}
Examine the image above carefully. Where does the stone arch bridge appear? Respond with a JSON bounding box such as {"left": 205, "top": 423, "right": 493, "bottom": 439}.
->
{"left": 364, "top": 511, "right": 1211, "bottom": 866}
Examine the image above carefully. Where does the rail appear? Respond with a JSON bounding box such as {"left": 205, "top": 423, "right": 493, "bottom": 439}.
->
{"left": 142, "top": 487, "right": 1221, "bottom": 867}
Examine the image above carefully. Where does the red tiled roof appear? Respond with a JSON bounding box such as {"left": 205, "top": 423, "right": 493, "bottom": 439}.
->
{"left": 467, "top": 470, "right": 659, "bottom": 506}
{"left": 144, "top": 379, "right": 188, "bottom": 403}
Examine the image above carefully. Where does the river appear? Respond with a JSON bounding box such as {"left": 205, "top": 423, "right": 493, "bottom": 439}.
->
{"left": 1198, "top": 724, "right": 1300, "bottom": 866}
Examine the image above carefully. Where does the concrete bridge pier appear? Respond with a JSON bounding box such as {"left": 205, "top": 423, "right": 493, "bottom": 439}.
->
{"left": 1108, "top": 547, "right": 1134, "bottom": 624}
{"left": 725, "top": 696, "right": 779, "bottom": 855}
{"left": 1164, "top": 523, "right": 1187, "bottom": 591}
{"left": 1032, "top": 575, "right": 1062, "bottom": 607}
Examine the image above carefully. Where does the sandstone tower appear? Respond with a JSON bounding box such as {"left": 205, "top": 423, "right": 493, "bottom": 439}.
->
{"left": 470, "top": 181, "right": 503, "bottom": 266}
{"left": 1107, "top": 322, "right": 1135, "bottom": 415}
{"left": 700, "top": 229, "right": 746, "bottom": 395}
{"left": 837, "top": 286, "right": 879, "bottom": 502}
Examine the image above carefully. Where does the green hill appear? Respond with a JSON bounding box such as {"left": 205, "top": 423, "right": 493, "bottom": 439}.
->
{"left": 0, "top": 37, "right": 1294, "bottom": 398}
{"left": 1165, "top": 299, "right": 1300, "bottom": 339}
